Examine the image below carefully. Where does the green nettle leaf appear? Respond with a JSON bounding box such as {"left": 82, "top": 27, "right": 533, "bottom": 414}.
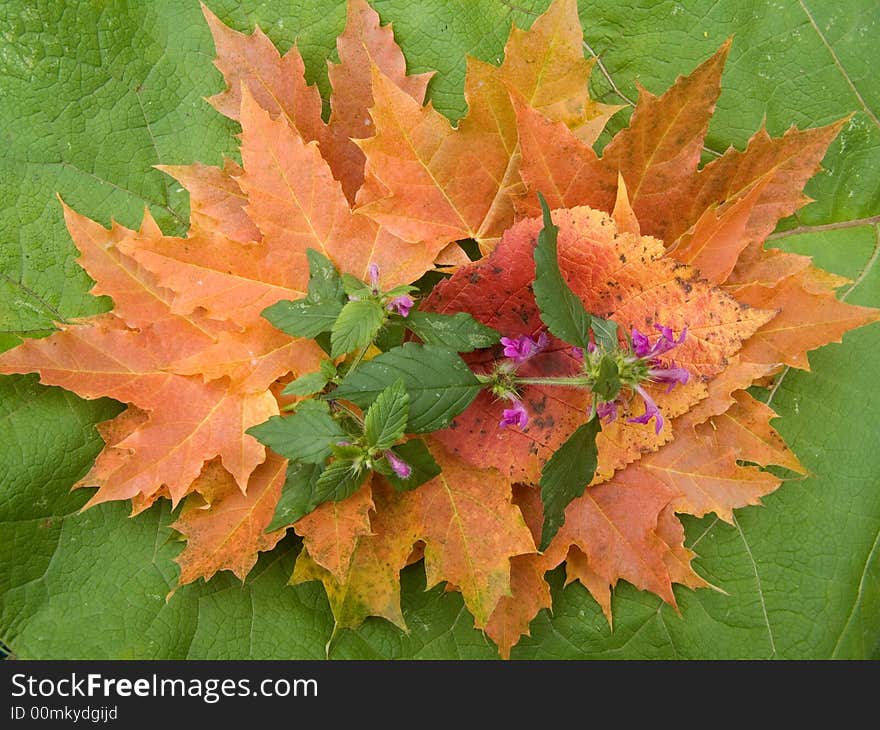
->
{"left": 248, "top": 400, "right": 345, "bottom": 465}
{"left": 404, "top": 310, "right": 500, "bottom": 351}
{"left": 591, "top": 317, "right": 619, "bottom": 352}
{"left": 384, "top": 439, "right": 442, "bottom": 492}
{"left": 266, "top": 462, "right": 323, "bottom": 533}
{"left": 364, "top": 379, "right": 409, "bottom": 450}
{"left": 263, "top": 299, "right": 344, "bottom": 339}
{"left": 332, "top": 343, "right": 482, "bottom": 432}
{"left": 262, "top": 249, "right": 347, "bottom": 338}
{"left": 592, "top": 356, "right": 622, "bottom": 402}
{"left": 342, "top": 273, "right": 373, "bottom": 298}
{"left": 282, "top": 371, "right": 330, "bottom": 397}
{"left": 539, "top": 417, "right": 602, "bottom": 550}
{"left": 313, "top": 458, "right": 369, "bottom": 504}
{"left": 330, "top": 299, "right": 386, "bottom": 358}
{"left": 305, "top": 249, "right": 346, "bottom": 303}
{"left": 532, "top": 193, "right": 592, "bottom": 350}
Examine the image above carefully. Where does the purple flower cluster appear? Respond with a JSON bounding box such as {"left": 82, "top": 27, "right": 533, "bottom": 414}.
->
{"left": 493, "top": 332, "right": 550, "bottom": 430}
{"left": 364, "top": 263, "right": 415, "bottom": 316}
{"left": 600, "top": 324, "right": 690, "bottom": 434}
{"left": 492, "top": 325, "right": 690, "bottom": 435}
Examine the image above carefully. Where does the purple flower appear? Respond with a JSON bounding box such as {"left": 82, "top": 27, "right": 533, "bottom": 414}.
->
{"left": 627, "top": 385, "right": 664, "bottom": 434}
{"left": 368, "top": 263, "right": 380, "bottom": 291}
{"left": 652, "top": 324, "right": 687, "bottom": 356}
{"left": 631, "top": 327, "right": 652, "bottom": 358}
{"left": 630, "top": 324, "right": 687, "bottom": 360}
{"left": 499, "top": 400, "right": 529, "bottom": 430}
{"left": 649, "top": 364, "right": 690, "bottom": 392}
{"left": 500, "top": 332, "right": 548, "bottom": 364}
{"left": 596, "top": 400, "right": 619, "bottom": 423}
{"left": 387, "top": 294, "right": 414, "bottom": 317}
{"left": 385, "top": 450, "right": 412, "bottom": 479}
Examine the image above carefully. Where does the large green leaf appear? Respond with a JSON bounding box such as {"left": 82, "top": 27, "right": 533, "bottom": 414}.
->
{"left": 332, "top": 343, "right": 482, "bottom": 433}
{"left": 1, "top": 0, "right": 877, "bottom": 660}
{"left": 539, "top": 418, "right": 602, "bottom": 551}
{"left": 532, "top": 194, "right": 592, "bottom": 350}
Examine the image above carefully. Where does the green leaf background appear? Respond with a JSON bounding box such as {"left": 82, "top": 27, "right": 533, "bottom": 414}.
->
{"left": 1, "top": 0, "right": 877, "bottom": 659}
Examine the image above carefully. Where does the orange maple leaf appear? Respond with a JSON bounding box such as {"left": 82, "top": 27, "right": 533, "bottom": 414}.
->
{"left": 355, "top": 0, "right": 619, "bottom": 251}
{"left": 173, "top": 453, "right": 289, "bottom": 585}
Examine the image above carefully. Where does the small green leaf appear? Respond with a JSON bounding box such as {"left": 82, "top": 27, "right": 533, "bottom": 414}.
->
{"left": 262, "top": 299, "right": 344, "bottom": 338}
{"left": 342, "top": 273, "right": 372, "bottom": 298}
{"left": 247, "top": 400, "right": 345, "bottom": 464}
{"left": 404, "top": 310, "right": 500, "bottom": 352}
{"left": 533, "top": 192, "right": 591, "bottom": 350}
{"left": 384, "top": 439, "right": 441, "bottom": 492}
{"left": 262, "top": 250, "right": 347, "bottom": 338}
{"left": 539, "top": 417, "right": 602, "bottom": 550}
{"left": 305, "top": 249, "right": 345, "bottom": 304}
{"left": 364, "top": 379, "right": 409, "bottom": 450}
{"left": 331, "top": 343, "right": 482, "bottom": 432}
{"left": 265, "top": 463, "right": 323, "bottom": 532}
{"left": 330, "top": 299, "right": 386, "bottom": 358}
{"left": 591, "top": 317, "right": 619, "bottom": 352}
{"left": 385, "top": 284, "right": 417, "bottom": 299}
{"left": 592, "top": 356, "right": 621, "bottom": 402}
{"left": 282, "top": 371, "right": 329, "bottom": 397}
{"left": 313, "top": 459, "right": 369, "bottom": 504}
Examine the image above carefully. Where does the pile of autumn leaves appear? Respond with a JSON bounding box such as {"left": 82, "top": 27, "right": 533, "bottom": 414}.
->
{"left": 1, "top": 0, "right": 877, "bottom": 658}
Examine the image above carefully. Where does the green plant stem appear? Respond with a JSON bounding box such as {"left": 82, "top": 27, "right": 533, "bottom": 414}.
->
{"left": 511, "top": 376, "right": 594, "bottom": 387}
{"left": 345, "top": 345, "right": 369, "bottom": 376}
{"left": 330, "top": 400, "right": 365, "bottom": 426}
